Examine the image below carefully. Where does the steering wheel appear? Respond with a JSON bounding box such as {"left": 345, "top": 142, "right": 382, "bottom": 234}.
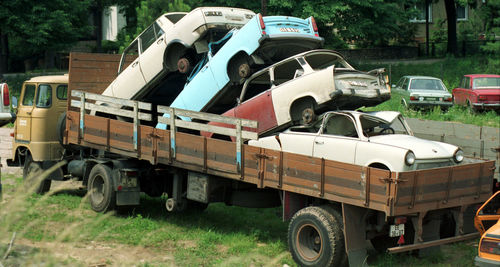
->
{"left": 380, "top": 127, "right": 395, "bottom": 135}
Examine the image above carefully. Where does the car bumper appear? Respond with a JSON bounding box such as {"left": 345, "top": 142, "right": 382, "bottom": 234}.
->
{"left": 472, "top": 102, "right": 500, "bottom": 110}
{"left": 0, "top": 112, "right": 16, "bottom": 127}
{"left": 408, "top": 101, "right": 453, "bottom": 108}
{"left": 475, "top": 256, "right": 500, "bottom": 267}
{"left": 329, "top": 89, "right": 391, "bottom": 109}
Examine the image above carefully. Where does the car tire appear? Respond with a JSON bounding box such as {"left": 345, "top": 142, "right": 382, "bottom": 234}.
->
{"left": 228, "top": 54, "right": 251, "bottom": 83}
{"left": 23, "top": 155, "right": 51, "bottom": 194}
{"left": 291, "top": 99, "right": 316, "bottom": 125}
{"left": 88, "top": 164, "right": 116, "bottom": 213}
{"left": 288, "top": 206, "right": 344, "bottom": 267}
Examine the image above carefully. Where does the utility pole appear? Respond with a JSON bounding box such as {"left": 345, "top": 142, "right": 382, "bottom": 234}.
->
{"left": 261, "top": 0, "right": 267, "bottom": 15}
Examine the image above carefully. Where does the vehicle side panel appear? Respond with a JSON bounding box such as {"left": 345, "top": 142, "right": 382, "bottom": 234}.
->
{"left": 235, "top": 91, "right": 277, "bottom": 134}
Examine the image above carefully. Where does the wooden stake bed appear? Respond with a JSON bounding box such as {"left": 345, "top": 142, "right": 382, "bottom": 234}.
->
{"left": 65, "top": 90, "right": 496, "bottom": 217}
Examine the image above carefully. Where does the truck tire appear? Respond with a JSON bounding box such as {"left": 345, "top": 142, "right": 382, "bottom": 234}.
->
{"left": 23, "top": 155, "right": 51, "bottom": 194}
{"left": 288, "top": 206, "right": 344, "bottom": 267}
{"left": 88, "top": 164, "right": 116, "bottom": 213}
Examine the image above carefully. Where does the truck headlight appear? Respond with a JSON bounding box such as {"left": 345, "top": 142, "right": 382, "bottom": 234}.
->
{"left": 453, "top": 149, "right": 464, "bottom": 163}
{"left": 405, "top": 151, "right": 416, "bottom": 166}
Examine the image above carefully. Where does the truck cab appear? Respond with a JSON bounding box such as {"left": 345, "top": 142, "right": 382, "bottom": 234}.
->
{"left": 7, "top": 75, "right": 68, "bottom": 193}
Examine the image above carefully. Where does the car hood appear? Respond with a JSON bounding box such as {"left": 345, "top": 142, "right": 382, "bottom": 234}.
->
{"left": 409, "top": 89, "right": 451, "bottom": 97}
{"left": 369, "top": 134, "right": 458, "bottom": 159}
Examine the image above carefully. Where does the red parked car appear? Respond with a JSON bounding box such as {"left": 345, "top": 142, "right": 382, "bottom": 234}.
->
{"left": 452, "top": 74, "right": 500, "bottom": 111}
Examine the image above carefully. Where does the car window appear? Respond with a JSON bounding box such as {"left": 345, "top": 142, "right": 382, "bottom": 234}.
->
{"left": 273, "top": 59, "right": 304, "bottom": 86}
{"left": 154, "top": 22, "right": 164, "bottom": 37}
{"left": 409, "top": 79, "right": 444, "bottom": 90}
{"left": 140, "top": 24, "right": 157, "bottom": 53}
{"left": 395, "top": 77, "right": 404, "bottom": 88}
{"left": 22, "top": 84, "right": 36, "bottom": 106}
{"left": 304, "top": 53, "right": 351, "bottom": 70}
{"left": 360, "top": 114, "right": 409, "bottom": 137}
{"left": 118, "top": 40, "right": 139, "bottom": 74}
{"left": 36, "top": 84, "right": 52, "bottom": 108}
{"left": 473, "top": 77, "right": 500, "bottom": 89}
{"left": 402, "top": 78, "right": 409, "bottom": 90}
{"left": 56, "top": 85, "right": 67, "bottom": 100}
{"left": 241, "top": 71, "right": 271, "bottom": 101}
{"left": 323, "top": 114, "right": 358, "bottom": 138}
{"left": 464, "top": 77, "right": 471, "bottom": 89}
{"left": 164, "top": 13, "right": 186, "bottom": 23}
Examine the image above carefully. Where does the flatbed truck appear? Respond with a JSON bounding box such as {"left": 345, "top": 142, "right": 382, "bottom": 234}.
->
{"left": 7, "top": 53, "right": 497, "bottom": 266}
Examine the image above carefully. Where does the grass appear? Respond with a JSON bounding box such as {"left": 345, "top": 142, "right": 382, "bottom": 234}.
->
{"left": 360, "top": 94, "right": 500, "bottom": 128}
{"left": 0, "top": 174, "right": 483, "bottom": 266}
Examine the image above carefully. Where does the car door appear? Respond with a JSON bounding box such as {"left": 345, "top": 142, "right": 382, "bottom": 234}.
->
{"left": 31, "top": 83, "right": 54, "bottom": 142}
{"left": 111, "top": 40, "right": 146, "bottom": 99}
{"left": 16, "top": 83, "right": 36, "bottom": 142}
{"left": 475, "top": 191, "right": 500, "bottom": 235}
{"left": 234, "top": 71, "right": 277, "bottom": 133}
{"left": 138, "top": 22, "right": 168, "bottom": 83}
{"left": 312, "top": 113, "right": 358, "bottom": 164}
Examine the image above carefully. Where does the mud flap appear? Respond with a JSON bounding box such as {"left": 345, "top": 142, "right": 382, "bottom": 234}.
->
{"left": 116, "top": 191, "right": 140, "bottom": 206}
{"left": 342, "top": 203, "right": 369, "bottom": 267}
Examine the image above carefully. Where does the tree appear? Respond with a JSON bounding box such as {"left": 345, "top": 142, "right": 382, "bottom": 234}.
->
{"left": 480, "top": 0, "right": 500, "bottom": 54}
{"left": 0, "top": 0, "right": 92, "bottom": 73}
{"left": 266, "top": 0, "right": 418, "bottom": 48}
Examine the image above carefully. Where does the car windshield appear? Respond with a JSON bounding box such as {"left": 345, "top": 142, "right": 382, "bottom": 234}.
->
{"left": 304, "top": 52, "right": 352, "bottom": 70}
{"left": 409, "top": 79, "right": 446, "bottom": 91}
{"left": 360, "top": 114, "right": 410, "bottom": 137}
{"left": 473, "top": 77, "right": 500, "bottom": 89}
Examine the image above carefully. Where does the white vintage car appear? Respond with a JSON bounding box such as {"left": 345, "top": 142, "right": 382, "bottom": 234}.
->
{"left": 102, "top": 7, "right": 255, "bottom": 101}
{"left": 249, "top": 110, "right": 464, "bottom": 172}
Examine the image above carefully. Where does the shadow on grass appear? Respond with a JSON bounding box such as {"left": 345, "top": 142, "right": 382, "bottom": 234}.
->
{"left": 117, "top": 195, "right": 287, "bottom": 243}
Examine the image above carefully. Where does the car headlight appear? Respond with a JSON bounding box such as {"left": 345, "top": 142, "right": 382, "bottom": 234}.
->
{"left": 454, "top": 149, "right": 464, "bottom": 163}
{"left": 405, "top": 151, "right": 416, "bottom": 166}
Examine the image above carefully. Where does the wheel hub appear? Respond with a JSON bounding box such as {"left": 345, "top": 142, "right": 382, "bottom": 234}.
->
{"left": 296, "top": 223, "right": 322, "bottom": 261}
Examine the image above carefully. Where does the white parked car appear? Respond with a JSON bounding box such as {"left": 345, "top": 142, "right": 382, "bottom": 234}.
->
{"left": 101, "top": 7, "right": 255, "bottom": 101}
{"left": 249, "top": 110, "right": 464, "bottom": 172}
{"left": 0, "top": 83, "right": 15, "bottom": 127}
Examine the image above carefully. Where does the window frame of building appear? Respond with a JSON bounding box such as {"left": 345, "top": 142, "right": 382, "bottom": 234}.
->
{"left": 456, "top": 4, "right": 468, "bottom": 21}
{"left": 410, "top": 2, "right": 433, "bottom": 23}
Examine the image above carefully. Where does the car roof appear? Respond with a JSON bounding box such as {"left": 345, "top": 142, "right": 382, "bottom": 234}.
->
{"left": 403, "top": 75, "right": 441, "bottom": 80}
{"left": 245, "top": 49, "right": 350, "bottom": 79}
{"left": 26, "top": 74, "right": 68, "bottom": 84}
{"left": 465, "top": 74, "right": 500, "bottom": 78}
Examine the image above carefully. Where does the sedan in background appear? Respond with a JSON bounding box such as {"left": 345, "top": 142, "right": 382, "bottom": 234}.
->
{"left": 453, "top": 74, "right": 500, "bottom": 111}
{"left": 249, "top": 110, "right": 464, "bottom": 172}
{"left": 392, "top": 76, "right": 453, "bottom": 110}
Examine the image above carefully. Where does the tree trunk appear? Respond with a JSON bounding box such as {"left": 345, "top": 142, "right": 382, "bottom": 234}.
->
{"left": 261, "top": 0, "right": 267, "bottom": 16}
{"left": 444, "top": 0, "right": 458, "bottom": 56}
{"left": 93, "top": 6, "right": 103, "bottom": 53}
{"left": 0, "top": 31, "right": 9, "bottom": 76}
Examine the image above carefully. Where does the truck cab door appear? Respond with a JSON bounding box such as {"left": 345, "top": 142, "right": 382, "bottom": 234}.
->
{"left": 475, "top": 191, "right": 500, "bottom": 235}
{"left": 15, "top": 83, "right": 36, "bottom": 142}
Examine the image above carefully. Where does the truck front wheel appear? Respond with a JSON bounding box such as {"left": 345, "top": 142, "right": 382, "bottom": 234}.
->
{"left": 88, "top": 164, "right": 116, "bottom": 213}
{"left": 23, "top": 155, "right": 51, "bottom": 194}
{"left": 288, "top": 206, "right": 344, "bottom": 267}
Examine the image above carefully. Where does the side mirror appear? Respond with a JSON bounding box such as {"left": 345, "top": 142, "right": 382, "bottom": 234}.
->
{"left": 11, "top": 96, "right": 18, "bottom": 109}
{"left": 236, "top": 97, "right": 241, "bottom": 106}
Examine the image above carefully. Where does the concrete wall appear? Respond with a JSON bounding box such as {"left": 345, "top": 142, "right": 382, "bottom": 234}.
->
{"left": 407, "top": 118, "right": 499, "bottom": 179}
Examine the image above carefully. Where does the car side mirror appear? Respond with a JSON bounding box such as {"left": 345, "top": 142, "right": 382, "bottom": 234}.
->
{"left": 11, "top": 96, "right": 17, "bottom": 109}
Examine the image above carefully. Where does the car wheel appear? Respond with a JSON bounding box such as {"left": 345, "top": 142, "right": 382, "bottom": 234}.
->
{"left": 23, "top": 155, "right": 51, "bottom": 194}
{"left": 177, "top": 57, "right": 191, "bottom": 73}
{"left": 291, "top": 99, "right": 316, "bottom": 125}
{"left": 467, "top": 100, "right": 475, "bottom": 113}
{"left": 288, "top": 206, "right": 345, "bottom": 267}
{"left": 88, "top": 164, "right": 116, "bottom": 213}
{"left": 228, "top": 54, "right": 251, "bottom": 83}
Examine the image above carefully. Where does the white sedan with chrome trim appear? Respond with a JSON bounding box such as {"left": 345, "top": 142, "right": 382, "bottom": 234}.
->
{"left": 249, "top": 110, "right": 464, "bottom": 172}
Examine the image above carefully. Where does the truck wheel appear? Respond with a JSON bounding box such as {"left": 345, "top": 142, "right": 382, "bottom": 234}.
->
{"left": 288, "top": 206, "right": 344, "bottom": 267}
{"left": 23, "top": 155, "right": 51, "bottom": 194}
{"left": 88, "top": 164, "right": 116, "bottom": 213}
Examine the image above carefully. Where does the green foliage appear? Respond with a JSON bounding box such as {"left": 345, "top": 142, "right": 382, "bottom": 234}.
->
{"left": 0, "top": 0, "right": 92, "bottom": 59}
{"left": 480, "top": 0, "right": 500, "bottom": 54}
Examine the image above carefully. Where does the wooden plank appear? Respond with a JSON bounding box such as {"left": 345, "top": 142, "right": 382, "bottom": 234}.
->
{"left": 159, "top": 118, "right": 257, "bottom": 140}
{"left": 71, "top": 90, "right": 152, "bottom": 110}
{"left": 71, "top": 101, "right": 152, "bottom": 121}
{"left": 157, "top": 106, "right": 258, "bottom": 128}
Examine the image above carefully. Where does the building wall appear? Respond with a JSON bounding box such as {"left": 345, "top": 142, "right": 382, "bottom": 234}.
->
{"left": 414, "top": 0, "right": 483, "bottom": 43}
{"left": 102, "top": 5, "right": 127, "bottom": 41}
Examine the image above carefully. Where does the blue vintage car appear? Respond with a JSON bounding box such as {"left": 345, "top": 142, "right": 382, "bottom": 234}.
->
{"left": 157, "top": 14, "right": 323, "bottom": 128}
